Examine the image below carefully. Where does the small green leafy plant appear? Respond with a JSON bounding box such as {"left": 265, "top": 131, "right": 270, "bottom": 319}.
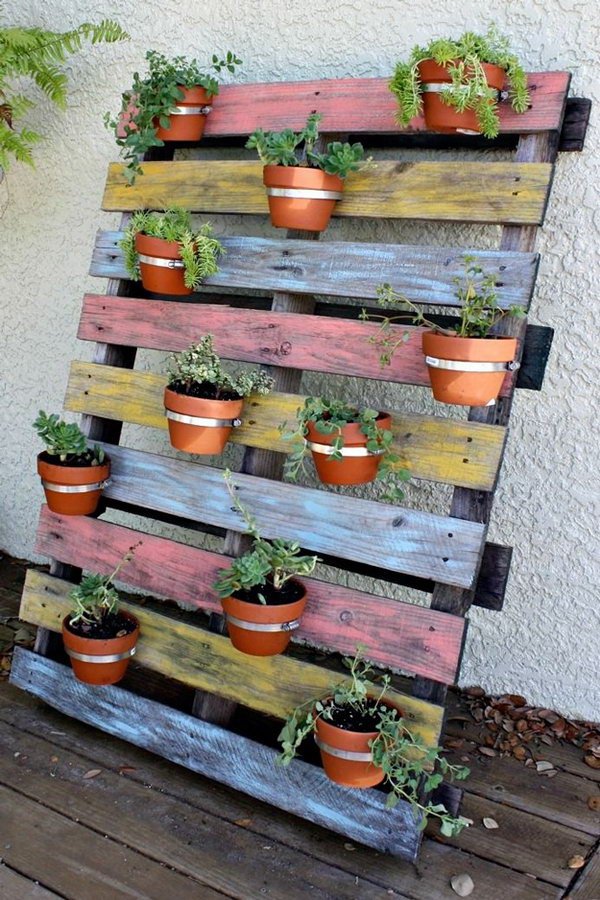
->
{"left": 0, "top": 17, "right": 128, "bottom": 169}
{"left": 246, "top": 112, "right": 365, "bottom": 179}
{"left": 166, "top": 334, "right": 275, "bottom": 399}
{"left": 120, "top": 207, "right": 224, "bottom": 290}
{"left": 280, "top": 397, "right": 410, "bottom": 502}
{"left": 34, "top": 411, "right": 105, "bottom": 466}
{"left": 364, "top": 255, "right": 526, "bottom": 368}
{"left": 213, "top": 469, "right": 319, "bottom": 604}
{"left": 106, "top": 49, "right": 242, "bottom": 184}
{"left": 68, "top": 543, "right": 141, "bottom": 629}
{"left": 390, "top": 24, "right": 529, "bottom": 138}
{"left": 277, "top": 647, "right": 469, "bottom": 835}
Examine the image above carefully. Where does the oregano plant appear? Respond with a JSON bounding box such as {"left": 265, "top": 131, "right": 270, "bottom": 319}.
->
{"left": 166, "top": 335, "right": 275, "bottom": 399}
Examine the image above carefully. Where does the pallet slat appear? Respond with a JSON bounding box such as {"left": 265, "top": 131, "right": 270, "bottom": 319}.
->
{"left": 89, "top": 237, "right": 538, "bottom": 309}
{"left": 86, "top": 442, "right": 486, "bottom": 589}
{"left": 65, "top": 361, "right": 507, "bottom": 492}
{"left": 35, "top": 507, "right": 466, "bottom": 684}
{"left": 102, "top": 160, "right": 553, "bottom": 226}
{"left": 19, "top": 571, "right": 444, "bottom": 744}
{"left": 9, "top": 648, "right": 423, "bottom": 860}
{"left": 200, "top": 73, "right": 571, "bottom": 137}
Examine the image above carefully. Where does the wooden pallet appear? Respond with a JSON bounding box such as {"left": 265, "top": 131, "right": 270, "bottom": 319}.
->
{"left": 12, "top": 70, "right": 587, "bottom": 860}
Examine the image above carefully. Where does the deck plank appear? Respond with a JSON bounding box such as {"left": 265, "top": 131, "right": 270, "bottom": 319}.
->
{"left": 103, "top": 160, "right": 553, "bottom": 226}
{"left": 0, "top": 864, "right": 59, "bottom": 899}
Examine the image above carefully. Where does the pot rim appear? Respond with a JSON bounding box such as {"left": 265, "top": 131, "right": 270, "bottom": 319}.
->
{"left": 62, "top": 610, "right": 140, "bottom": 643}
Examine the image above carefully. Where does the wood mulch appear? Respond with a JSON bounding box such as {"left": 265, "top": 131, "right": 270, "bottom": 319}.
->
{"left": 1, "top": 552, "right": 599, "bottom": 899}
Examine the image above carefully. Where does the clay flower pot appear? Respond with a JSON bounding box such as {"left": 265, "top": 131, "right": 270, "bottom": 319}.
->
{"left": 417, "top": 59, "right": 505, "bottom": 134}
{"left": 154, "top": 85, "right": 212, "bottom": 142}
{"left": 164, "top": 387, "right": 243, "bottom": 454}
{"left": 315, "top": 710, "right": 384, "bottom": 789}
{"left": 306, "top": 414, "right": 392, "bottom": 486}
{"left": 263, "top": 165, "right": 344, "bottom": 232}
{"left": 135, "top": 232, "right": 191, "bottom": 296}
{"left": 422, "top": 331, "right": 518, "bottom": 406}
{"left": 221, "top": 582, "right": 307, "bottom": 656}
{"left": 62, "top": 612, "right": 139, "bottom": 686}
{"left": 37, "top": 454, "right": 110, "bottom": 516}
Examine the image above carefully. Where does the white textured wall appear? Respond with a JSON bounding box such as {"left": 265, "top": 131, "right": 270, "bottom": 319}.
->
{"left": 0, "top": 0, "right": 598, "bottom": 718}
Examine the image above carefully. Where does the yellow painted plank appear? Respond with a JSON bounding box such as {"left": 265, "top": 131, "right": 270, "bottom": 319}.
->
{"left": 65, "top": 361, "right": 506, "bottom": 490}
{"left": 20, "top": 570, "right": 444, "bottom": 746}
{"left": 102, "top": 160, "right": 553, "bottom": 225}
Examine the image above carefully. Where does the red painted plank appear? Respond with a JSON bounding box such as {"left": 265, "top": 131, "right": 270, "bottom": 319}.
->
{"left": 36, "top": 507, "right": 466, "bottom": 684}
{"left": 78, "top": 294, "right": 515, "bottom": 396}
{"left": 203, "top": 73, "right": 570, "bottom": 137}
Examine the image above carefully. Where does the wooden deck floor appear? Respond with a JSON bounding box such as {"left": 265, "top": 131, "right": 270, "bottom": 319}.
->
{"left": 1, "top": 553, "right": 599, "bottom": 899}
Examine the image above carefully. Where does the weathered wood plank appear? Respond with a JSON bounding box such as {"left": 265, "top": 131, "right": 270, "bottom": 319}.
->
{"left": 102, "top": 160, "right": 554, "bottom": 226}
{"left": 65, "top": 362, "right": 507, "bottom": 492}
{"left": 89, "top": 236, "right": 539, "bottom": 308}
{"left": 566, "top": 846, "right": 600, "bottom": 897}
{"left": 10, "top": 648, "right": 423, "bottom": 859}
{"left": 0, "top": 864, "right": 59, "bottom": 899}
{"left": 162, "top": 73, "right": 574, "bottom": 137}
{"left": 558, "top": 97, "right": 592, "bottom": 152}
{"left": 35, "top": 507, "right": 466, "bottom": 684}
{"left": 19, "top": 572, "right": 444, "bottom": 743}
{"left": 95, "top": 443, "right": 486, "bottom": 588}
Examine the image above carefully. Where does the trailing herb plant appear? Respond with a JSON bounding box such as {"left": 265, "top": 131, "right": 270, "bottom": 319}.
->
{"left": 67, "top": 542, "right": 141, "bottom": 636}
{"left": 213, "top": 469, "right": 319, "bottom": 605}
{"left": 0, "top": 16, "right": 128, "bottom": 169}
{"left": 363, "top": 255, "right": 526, "bottom": 368}
{"left": 278, "top": 647, "right": 469, "bottom": 835}
{"left": 390, "top": 24, "right": 529, "bottom": 138}
{"left": 106, "top": 49, "right": 242, "bottom": 183}
{"left": 34, "top": 410, "right": 105, "bottom": 466}
{"left": 166, "top": 335, "right": 274, "bottom": 400}
{"left": 120, "top": 207, "right": 224, "bottom": 289}
{"left": 246, "top": 112, "right": 365, "bottom": 178}
{"left": 280, "top": 397, "right": 410, "bottom": 502}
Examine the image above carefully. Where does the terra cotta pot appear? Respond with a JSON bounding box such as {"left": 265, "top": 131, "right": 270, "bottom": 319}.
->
{"left": 422, "top": 331, "right": 518, "bottom": 406}
{"left": 37, "top": 453, "right": 110, "bottom": 516}
{"left": 164, "top": 388, "right": 244, "bottom": 454}
{"left": 154, "top": 85, "right": 212, "bottom": 142}
{"left": 315, "top": 711, "right": 384, "bottom": 788}
{"left": 306, "top": 414, "right": 392, "bottom": 486}
{"left": 62, "top": 612, "right": 139, "bottom": 685}
{"left": 417, "top": 59, "right": 505, "bottom": 134}
{"left": 221, "top": 581, "right": 307, "bottom": 656}
{"left": 263, "top": 165, "right": 344, "bottom": 232}
{"left": 135, "top": 232, "right": 192, "bottom": 296}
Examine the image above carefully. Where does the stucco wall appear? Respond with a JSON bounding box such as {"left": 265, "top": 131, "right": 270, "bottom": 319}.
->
{"left": 0, "top": 0, "right": 598, "bottom": 718}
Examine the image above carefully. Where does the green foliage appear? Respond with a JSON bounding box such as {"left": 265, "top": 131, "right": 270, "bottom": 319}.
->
{"left": 106, "top": 49, "right": 242, "bottom": 184}
{"left": 166, "top": 334, "right": 275, "bottom": 399}
{"left": 365, "top": 255, "right": 526, "bottom": 369}
{"left": 246, "top": 113, "right": 365, "bottom": 179}
{"left": 213, "top": 469, "right": 319, "bottom": 602}
{"left": 389, "top": 23, "right": 529, "bottom": 138}
{"left": 33, "top": 410, "right": 104, "bottom": 465}
{"left": 0, "top": 17, "right": 128, "bottom": 169}
{"left": 120, "top": 207, "right": 224, "bottom": 290}
{"left": 277, "top": 647, "right": 470, "bottom": 835}
{"left": 280, "top": 397, "right": 410, "bottom": 503}
{"left": 68, "top": 543, "right": 141, "bottom": 627}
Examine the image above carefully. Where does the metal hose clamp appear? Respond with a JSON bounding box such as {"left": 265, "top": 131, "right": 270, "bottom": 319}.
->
{"left": 266, "top": 187, "right": 344, "bottom": 201}
{"left": 425, "top": 356, "right": 520, "bottom": 373}
{"left": 306, "top": 441, "right": 385, "bottom": 458}
{"left": 41, "top": 479, "right": 110, "bottom": 494}
{"left": 137, "top": 253, "right": 185, "bottom": 270}
{"left": 314, "top": 736, "right": 373, "bottom": 762}
{"left": 226, "top": 614, "right": 301, "bottom": 633}
{"left": 165, "top": 409, "right": 242, "bottom": 428}
{"left": 421, "top": 83, "right": 502, "bottom": 100}
{"left": 169, "top": 104, "right": 212, "bottom": 116}
{"left": 66, "top": 646, "right": 136, "bottom": 663}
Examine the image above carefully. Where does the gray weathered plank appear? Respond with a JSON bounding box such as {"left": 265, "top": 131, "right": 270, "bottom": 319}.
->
{"left": 10, "top": 649, "right": 422, "bottom": 860}
{"left": 98, "top": 443, "right": 486, "bottom": 589}
{"left": 90, "top": 232, "right": 538, "bottom": 309}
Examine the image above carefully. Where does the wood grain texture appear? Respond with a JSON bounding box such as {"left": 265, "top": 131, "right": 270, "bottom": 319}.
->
{"left": 35, "top": 507, "right": 466, "bottom": 684}
{"left": 10, "top": 649, "right": 423, "bottom": 860}
{"left": 566, "top": 846, "right": 600, "bottom": 897}
{"left": 152, "top": 73, "right": 573, "bottom": 137}
{"left": 102, "top": 160, "right": 553, "bottom": 226}
{"left": 64, "top": 361, "right": 507, "bottom": 492}
{"left": 89, "top": 236, "right": 538, "bottom": 309}
{"left": 0, "top": 865, "right": 59, "bottom": 899}
{"left": 94, "top": 442, "right": 485, "bottom": 588}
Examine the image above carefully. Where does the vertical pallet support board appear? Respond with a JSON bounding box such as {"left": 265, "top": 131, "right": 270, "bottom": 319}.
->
{"left": 12, "top": 72, "right": 589, "bottom": 860}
